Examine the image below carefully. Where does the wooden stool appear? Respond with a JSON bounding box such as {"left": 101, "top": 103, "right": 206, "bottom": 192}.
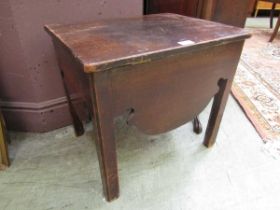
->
{"left": 0, "top": 108, "right": 10, "bottom": 169}
{"left": 45, "top": 14, "right": 250, "bottom": 201}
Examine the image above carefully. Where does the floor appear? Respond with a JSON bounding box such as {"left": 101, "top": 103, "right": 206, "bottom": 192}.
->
{"left": 1, "top": 18, "right": 280, "bottom": 210}
{"left": 246, "top": 17, "right": 279, "bottom": 28}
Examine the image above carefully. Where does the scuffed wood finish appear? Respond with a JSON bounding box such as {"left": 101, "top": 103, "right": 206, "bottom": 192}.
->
{"left": 0, "top": 108, "right": 10, "bottom": 168}
{"left": 45, "top": 14, "right": 250, "bottom": 201}
{"left": 45, "top": 14, "right": 249, "bottom": 72}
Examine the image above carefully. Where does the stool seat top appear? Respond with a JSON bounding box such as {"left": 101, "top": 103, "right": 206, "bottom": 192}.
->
{"left": 45, "top": 13, "right": 250, "bottom": 73}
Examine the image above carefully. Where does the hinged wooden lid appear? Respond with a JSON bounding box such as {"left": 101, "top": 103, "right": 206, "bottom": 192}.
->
{"left": 45, "top": 13, "right": 250, "bottom": 73}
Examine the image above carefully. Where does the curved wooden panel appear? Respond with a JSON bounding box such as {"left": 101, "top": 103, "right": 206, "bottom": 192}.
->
{"left": 111, "top": 42, "right": 243, "bottom": 134}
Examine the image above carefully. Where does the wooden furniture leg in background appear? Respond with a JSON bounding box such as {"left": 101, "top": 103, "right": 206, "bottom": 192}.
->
{"left": 269, "top": 13, "right": 280, "bottom": 42}
{"left": 203, "top": 79, "right": 231, "bottom": 147}
{"left": 90, "top": 73, "right": 119, "bottom": 202}
{"left": 270, "top": 3, "right": 276, "bottom": 28}
{"left": 0, "top": 109, "right": 10, "bottom": 169}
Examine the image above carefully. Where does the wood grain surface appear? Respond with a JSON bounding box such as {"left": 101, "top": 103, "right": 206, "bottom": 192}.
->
{"left": 46, "top": 13, "right": 250, "bottom": 201}
{"left": 45, "top": 13, "right": 250, "bottom": 72}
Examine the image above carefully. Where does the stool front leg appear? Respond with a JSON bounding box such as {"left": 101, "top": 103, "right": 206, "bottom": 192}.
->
{"left": 90, "top": 73, "right": 119, "bottom": 202}
{"left": 203, "top": 79, "right": 231, "bottom": 147}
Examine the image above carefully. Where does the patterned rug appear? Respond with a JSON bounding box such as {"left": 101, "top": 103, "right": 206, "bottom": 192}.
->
{"left": 232, "top": 29, "right": 280, "bottom": 146}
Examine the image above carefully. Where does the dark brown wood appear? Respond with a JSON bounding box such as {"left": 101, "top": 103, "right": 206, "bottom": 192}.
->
{"left": 269, "top": 13, "right": 280, "bottom": 41}
{"left": 52, "top": 39, "right": 91, "bottom": 136}
{"left": 90, "top": 72, "right": 119, "bottom": 201}
{"left": 145, "top": 0, "right": 251, "bottom": 28}
{"left": 270, "top": 3, "right": 276, "bottom": 28}
{"left": 60, "top": 69, "right": 85, "bottom": 137}
{"left": 144, "top": 0, "right": 201, "bottom": 17}
{"left": 260, "top": 0, "right": 280, "bottom": 42}
{"left": 209, "top": 0, "right": 251, "bottom": 27}
{"left": 204, "top": 79, "right": 232, "bottom": 147}
{"left": 46, "top": 15, "right": 248, "bottom": 73}
{"left": 193, "top": 116, "right": 202, "bottom": 134}
{"left": 45, "top": 14, "right": 250, "bottom": 201}
{"left": 0, "top": 108, "right": 10, "bottom": 168}
{"left": 248, "top": 0, "right": 257, "bottom": 15}
{"left": 144, "top": 0, "right": 226, "bottom": 134}
{"left": 199, "top": 0, "right": 217, "bottom": 20}
{"left": 0, "top": 0, "right": 141, "bottom": 133}
{"left": 108, "top": 42, "right": 245, "bottom": 135}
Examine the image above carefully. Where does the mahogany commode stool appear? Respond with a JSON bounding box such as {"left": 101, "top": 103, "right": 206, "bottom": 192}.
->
{"left": 45, "top": 14, "right": 250, "bottom": 201}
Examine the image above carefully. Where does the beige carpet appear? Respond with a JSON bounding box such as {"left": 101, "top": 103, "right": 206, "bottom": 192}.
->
{"left": 232, "top": 29, "right": 280, "bottom": 142}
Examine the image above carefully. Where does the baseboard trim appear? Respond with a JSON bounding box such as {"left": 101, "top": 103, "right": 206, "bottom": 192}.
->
{"left": 0, "top": 95, "right": 87, "bottom": 132}
{"left": 0, "top": 95, "right": 82, "bottom": 112}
